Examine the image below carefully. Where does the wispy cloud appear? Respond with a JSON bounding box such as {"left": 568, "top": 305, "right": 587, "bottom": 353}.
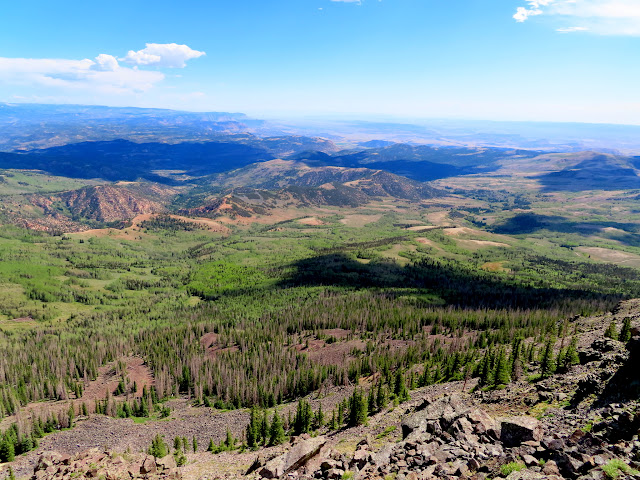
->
{"left": 556, "top": 26, "right": 589, "bottom": 33}
{"left": 514, "top": 0, "right": 640, "bottom": 35}
{"left": 0, "top": 44, "right": 204, "bottom": 96}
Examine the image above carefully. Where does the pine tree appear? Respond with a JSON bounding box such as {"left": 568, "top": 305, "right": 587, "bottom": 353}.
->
{"left": 246, "top": 406, "right": 259, "bottom": 449}
{"left": 148, "top": 434, "right": 168, "bottom": 458}
{"left": 314, "top": 404, "right": 324, "bottom": 430}
{"left": 0, "top": 438, "right": 15, "bottom": 462}
{"left": 566, "top": 336, "right": 580, "bottom": 366}
{"left": 207, "top": 438, "right": 215, "bottom": 452}
{"left": 376, "top": 381, "right": 387, "bottom": 411}
{"left": 541, "top": 339, "right": 556, "bottom": 378}
{"left": 509, "top": 337, "right": 524, "bottom": 381}
{"left": 260, "top": 410, "right": 269, "bottom": 445}
{"left": 328, "top": 409, "right": 337, "bottom": 430}
{"left": 293, "top": 400, "right": 312, "bottom": 435}
{"left": 348, "top": 389, "right": 368, "bottom": 427}
{"left": 419, "top": 364, "right": 432, "bottom": 387}
{"left": 269, "top": 410, "right": 286, "bottom": 446}
{"left": 493, "top": 348, "right": 510, "bottom": 386}
{"left": 394, "top": 370, "right": 409, "bottom": 402}
{"left": 192, "top": 436, "right": 198, "bottom": 453}
{"left": 367, "top": 388, "right": 376, "bottom": 415}
{"left": 68, "top": 404, "right": 75, "bottom": 428}
{"left": 224, "top": 428, "right": 234, "bottom": 449}
{"left": 604, "top": 321, "right": 618, "bottom": 340}
{"left": 620, "top": 317, "right": 632, "bottom": 342}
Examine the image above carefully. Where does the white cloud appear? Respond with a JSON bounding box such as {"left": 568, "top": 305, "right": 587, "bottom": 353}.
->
{"left": 0, "top": 55, "right": 164, "bottom": 95}
{"left": 91, "top": 54, "right": 119, "bottom": 72}
{"left": 513, "top": 0, "right": 640, "bottom": 35}
{"left": 0, "top": 43, "right": 204, "bottom": 99}
{"left": 122, "top": 43, "right": 205, "bottom": 68}
{"left": 513, "top": 0, "right": 555, "bottom": 22}
{"left": 556, "top": 26, "right": 589, "bottom": 32}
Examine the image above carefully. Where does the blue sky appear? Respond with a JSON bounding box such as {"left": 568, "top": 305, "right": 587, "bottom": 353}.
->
{"left": 0, "top": 0, "right": 639, "bottom": 124}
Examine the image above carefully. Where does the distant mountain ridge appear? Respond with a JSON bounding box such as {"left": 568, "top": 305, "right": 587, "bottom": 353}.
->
{"left": 0, "top": 136, "right": 340, "bottom": 183}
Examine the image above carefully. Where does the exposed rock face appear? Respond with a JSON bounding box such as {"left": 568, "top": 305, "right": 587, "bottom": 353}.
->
{"left": 61, "top": 185, "right": 162, "bottom": 222}
{"left": 501, "top": 416, "right": 543, "bottom": 447}
{"left": 258, "top": 436, "right": 326, "bottom": 478}
{"left": 31, "top": 449, "right": 181, "bottom": 480}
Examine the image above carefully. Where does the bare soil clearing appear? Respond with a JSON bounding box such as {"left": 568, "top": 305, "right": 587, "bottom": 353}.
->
{"left": 577, "top": 246, "right": 640, "bottom": 268}
{"left": 338, "top": 214, "right": 382, "bottom": 227}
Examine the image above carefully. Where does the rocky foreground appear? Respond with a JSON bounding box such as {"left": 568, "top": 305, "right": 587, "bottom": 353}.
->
{"left": 17, "top": 302, "right": 640, "bottom": 480}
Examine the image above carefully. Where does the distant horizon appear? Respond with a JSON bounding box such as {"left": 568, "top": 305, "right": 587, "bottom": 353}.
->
{"left": 4, "top": 100, "right": 640, "bottom": 129}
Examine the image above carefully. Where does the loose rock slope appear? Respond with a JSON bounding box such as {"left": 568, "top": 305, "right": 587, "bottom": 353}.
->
{"left": 9, "top": 301, "right": 640, "bottom": 480}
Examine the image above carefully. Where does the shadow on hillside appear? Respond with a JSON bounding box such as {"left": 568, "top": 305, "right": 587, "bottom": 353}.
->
{"left": 535, "top": 156, "right": 640, "bottom": 192}
{"left": 593, "top": 338, "right": 640, "bottom": 410}
{"left": 276, "top": 253, "right": 619, "bottom": 311}
{"left": 490, "top": 213, "right": 640, "bottom": 247}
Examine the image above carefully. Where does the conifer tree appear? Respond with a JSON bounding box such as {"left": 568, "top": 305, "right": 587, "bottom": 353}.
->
{"left": 224, "top": 428, "right": 234, "bottom": 449}
{"left": 367, "top": 388, "right": 376, "bottom": 415}
{"left": 260, "top": 410, "right": 269, "bottom": 445}
{"left": 314, "top": 404, "right": 324, "bottom": 430}
{"left": 269, "top": 410, "right": 285, "bottom": 446}
{"left": 0, "top": 438, "right": 15, "bottom": 462}
{"left": 207, "top": 438, "right": 215, "bottom": 452}
{"left": 541, "top": 339, "right": 556, "bottom": 378}
{"left": 348, "top": 389, "right": 368, "bottom": 427}
{"left": 192, "top": 436, "right": 198, "bottom": 453}
{"left": 494, "top": 348, "right": 510, "bottom": 386}
{"left": 604, "top": 321, "right": 618, "bottom": 340}
{"left": 394, "top": 370, "right": 409, "bottom": 402}
{"left": 620, "top": 317, "right": 632, "bottom": 342}
{"left": 419, "top": 364, "right": 432, "bottom": 387}
{"left": 329, "top": 409, "right": 337, "bottom": 430}
{"left": 148, "top": 434, "right": 168, "bottom": 458}
{"left": 246, "top": 407, "right": 259, "bottom": 449}
{"left": 376, "top": 381, "right": 387, "bottom": 411}
{"left": 68, "top": 404, "right": 75, "bottom": 428}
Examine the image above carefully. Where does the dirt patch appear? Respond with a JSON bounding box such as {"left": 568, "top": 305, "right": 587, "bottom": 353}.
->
{"left": 577, "top": 246, "right": 640, "bottom": 268}
{"left": 200, "top": 332, "right": 240, "bottom": 357}
{"left": 339, "top": 214, "right": 382, "bottom": 227}
{"left": 293, "top": 334, "right": 367, "bottom": 365}
{"left": 82, "top": 356, "right": 154, "bottom": 402}
{"left": 298, "top": 217, "right": 324, "bottom": 226}
{"left": 481, "top": 261, "right": 510, "bottom": 272}
{"left": 415, "top": 237, "right": 443, "bottom": 250}
{"left": 322, "top": 328, "right": 351, "bottom": 340}
{"left": 456, "top": 239, "right": 511, "bottom": 250}
{"left": 424, "top": 211, "right": 453, "bottom": 226}
{"left": 442, "top": 227, "right": 481, "bottom": 236}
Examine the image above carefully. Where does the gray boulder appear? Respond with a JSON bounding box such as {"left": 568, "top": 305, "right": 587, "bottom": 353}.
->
{"left": 501, "top": 416, "right": 543, "bottom": 447}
